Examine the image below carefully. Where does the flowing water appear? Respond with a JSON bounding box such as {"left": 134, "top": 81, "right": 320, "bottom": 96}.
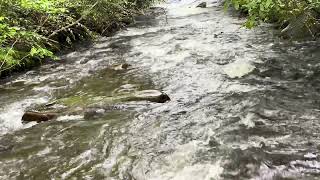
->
{"left": 1, "top": 0, "right": 320, "bottom": 179}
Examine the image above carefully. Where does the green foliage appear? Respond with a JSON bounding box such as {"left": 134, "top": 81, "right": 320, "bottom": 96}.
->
{"left": 224, "top": 0, "right": 320, "bottom": 33}
{"left": 0, "top": 0, "right": 156, "bottom": 75}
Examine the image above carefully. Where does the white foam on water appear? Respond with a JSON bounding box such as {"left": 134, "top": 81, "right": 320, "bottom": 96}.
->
{"left": 32, "top": 85, "right": 54, "bottom": 93}
{"left": 167, "top": 7, "right": 208, "bottom": 17}
{"left": 56, "top": 115, "right": 83, "bottom": 122}
{"left": 304, "top": 153, "right": 318, "bottom": 159}
{"left": 147, "top": 141, "right": 224, "bottom": 180}
{"left": 255, "top": 159, "right": 320, "bottom": 179}
{"left": 159, "top": 0, "right": 221, "bottom": 19}
{"left": 240, "top": 112, "right": 256, "bottom": 128}
{"left": 166, "top": 0, "right": 219, "bottom": 8}
{"left": 171, "top": 162, "right": 223, "bottom": 180}
{"left": 223, "top": 59, "right": 256, "bottom": 78}
{"left": 225, "top": 83, "right": 257, "bottom": 93}
{"left": 117, "top": 27, "right": 162, "bottom": 37}
{"left": 36, "top": 146, "right": 52, "bottom": 156}
{"left": 0, "top": 97, "right": 49, "bottom": 136}
{"left": 61, "top": 149, "right": 97, "bottom": 179}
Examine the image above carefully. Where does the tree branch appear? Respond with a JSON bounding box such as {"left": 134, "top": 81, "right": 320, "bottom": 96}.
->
{"left": 48, "top": 1, "right": 99, "bottom": 38}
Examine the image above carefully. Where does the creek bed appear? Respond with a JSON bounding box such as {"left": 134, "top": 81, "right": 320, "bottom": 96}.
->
{"left": 1, "top": 0, "right": 320, "bottom": 179}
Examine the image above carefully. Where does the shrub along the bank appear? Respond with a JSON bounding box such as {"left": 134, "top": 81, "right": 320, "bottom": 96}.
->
{"left": 224, "top": 0, "right": 320, "bottom": 39}
{"left": 0, "top": 0, "right": 156, "bottom": 76}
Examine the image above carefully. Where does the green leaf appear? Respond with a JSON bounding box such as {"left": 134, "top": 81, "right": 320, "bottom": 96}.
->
{"left": 234, "top": 1, "right": 240, "bottom": 10}
{"left": 30, "top": 46, "right": 38, "bottom": 57}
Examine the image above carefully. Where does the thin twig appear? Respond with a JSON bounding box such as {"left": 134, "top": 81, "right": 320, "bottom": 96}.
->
{"left": 0, "top": 39, "right": 18, "bottom": 71}
{"left": 48, "top": 1, "right": 99, "bottom": 38}
{"left": 36, "top": 15, "right": 51, "bottom": 32}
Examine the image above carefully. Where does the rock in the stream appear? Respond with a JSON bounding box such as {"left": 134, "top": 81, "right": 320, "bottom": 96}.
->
{"left": 113, "top": 63, "right": 131, "bottom": 71}
{"left": 196, "top": 2, "right": 207, "bottom": 8}
{"left": 22, "top": 112, "right": 57, "bottom": 123}
{"left": 44, "top": 100, "right": 57, "bottom": 107}
{"left": 84, "top": 108, "right": 106, "bottom": 119}
{"left": 129, "top": 90, "right": 170, "bottom": 103}
{"left": 79, "top": 58, "right": 90, "bottom": 64}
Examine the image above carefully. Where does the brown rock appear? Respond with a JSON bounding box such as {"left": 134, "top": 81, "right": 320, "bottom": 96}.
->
{"left": 22, "top": 112, "right": 57, "bottom": 123}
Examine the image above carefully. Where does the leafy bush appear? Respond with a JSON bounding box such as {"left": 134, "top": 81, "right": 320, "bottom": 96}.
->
{"left": 224, "top": 0, "right": 320, "bottom": 38}
{"left": 0, "top": 0, "right": 156, "bottom": 75}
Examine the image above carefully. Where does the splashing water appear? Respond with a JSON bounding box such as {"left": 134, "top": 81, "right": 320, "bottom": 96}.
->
{"left": 0, "top": 0, "right": 320, "bottom": 179}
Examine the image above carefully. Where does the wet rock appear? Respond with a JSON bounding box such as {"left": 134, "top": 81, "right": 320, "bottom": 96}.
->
{"left": 79, "top": 58, "right": 89, "bottom": 64}
{"left": 129, "top": 90, "right": 170, "bottom": 103}
{"left": 22, "top": 112, "right": 57, "bottom": 123}
{"left": 196, "top": 2, "right": 206, "bottom": 8}
{"left": 245, "top": 44, "right": 253, "bottom": 48}
{"left": 44, "top": 100, "right": 57, "bottom": 107}
{"left": 259, "top": 142, "right": 266, "bottom": 148}
{"left": 113, "top": 63, "right": 131, "bottom": 71}
{"left": 208, "top": 137, "right": 220, "bottom": 147}
{"left": 84, "top": 108, "right": 106, "bottom": 119}
{"left": 254, "top": 120, "right": 266, "bottom": 126}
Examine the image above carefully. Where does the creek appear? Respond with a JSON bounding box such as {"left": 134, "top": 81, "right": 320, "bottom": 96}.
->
{"left": 1, "top": 0, "right": 320, "bottom": 179}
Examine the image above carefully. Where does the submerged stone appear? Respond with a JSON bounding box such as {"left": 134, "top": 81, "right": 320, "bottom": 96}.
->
{"left": 84, "top": 108, "right": 106, "bottom": 119}
{"left": 79, "top": 58, "right": 90, "bottom": 64}
{"left": 208, "top": 137, "right": 220, "bottom": 147}
{"left": 129, "top": 90, "right": 170, "bottom": 103}
{"left": 22, "top": 112, "right": 57, "bottom": 123}
{"left": 196, "top": 2, "right": 206, "bottom": 8}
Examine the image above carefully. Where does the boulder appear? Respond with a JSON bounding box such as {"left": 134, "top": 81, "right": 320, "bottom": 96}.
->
{"left": 22, "top": 112, "right": 57, "bottom": 123}
{"left": 129, "top": 90, "right": 170, "bottom": 103}
{"left": 196, "top": 2, "right": 206, "bottom": 8}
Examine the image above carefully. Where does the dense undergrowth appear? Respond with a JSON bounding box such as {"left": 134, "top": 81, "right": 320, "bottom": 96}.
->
{"left": 224, "top": 0, "right": 320, "bottom": 38}
{"left": 0, "top": 0, "right": 155, "bottom": 76}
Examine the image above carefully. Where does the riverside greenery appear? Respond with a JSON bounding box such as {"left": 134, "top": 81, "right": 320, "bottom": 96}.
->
{"left": 224, "top": 0, "right": 320, "bottom": 37}
{"left": 0, "top": 0, "right": 155, "bottom": 75}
